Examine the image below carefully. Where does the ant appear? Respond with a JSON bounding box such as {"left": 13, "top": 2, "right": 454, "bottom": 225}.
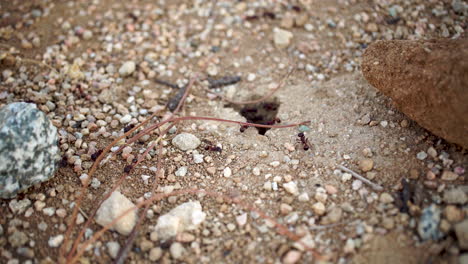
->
{"left": 59, "top": 155, "right": 69, "bottom": 168}
{"left": 240, "top": 125, "right": 249, "bottom": 132}
{"left": 203, "top": 140, "right": 222, "bottom": 152}
{"left": 297, "top": 132, "right": 311, "bottom": 151}
{"left": 123, "top": 165, "right": 133, "bottom": 174}
{"left": 205, "top": 145, "right": 222, "bottom": 152}
{"left": 91, "top": 149, "right": 103, "bottom": 161}
{"left": 264, "top": 117, "right": 281, "bottom": 126}
{"left": 124, "top": 124, "right": 135, "bottom": 133}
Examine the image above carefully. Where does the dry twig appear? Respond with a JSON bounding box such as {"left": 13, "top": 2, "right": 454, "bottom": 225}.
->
{"left": 337, "top": 165, "right": 384, "bottom": 191}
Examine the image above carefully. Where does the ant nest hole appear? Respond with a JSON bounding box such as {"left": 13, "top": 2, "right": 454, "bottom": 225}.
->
{"left": 231, "top": 97, "right": 280, "bottom": 135}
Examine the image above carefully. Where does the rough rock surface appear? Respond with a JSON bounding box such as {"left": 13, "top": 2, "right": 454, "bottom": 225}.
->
{"left": 95, "top": 191, "right": 138, "bottom": 236}
{"left": 154, "top": 201, "right": 206, "bottom": 240}
{"left": 0, "top": 102, "right": 60, "bottom": 199}
{"left": 361, "top": 39, "right": 468, "bottom": 148}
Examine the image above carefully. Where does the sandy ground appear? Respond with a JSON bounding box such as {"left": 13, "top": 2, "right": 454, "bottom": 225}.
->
{"left": 0, "top": 0, "right": 467, "bottom": 263}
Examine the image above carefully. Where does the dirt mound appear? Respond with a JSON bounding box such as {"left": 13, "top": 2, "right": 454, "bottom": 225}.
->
{"left": 361, "top": 39, "right": 468, "bottom": 149}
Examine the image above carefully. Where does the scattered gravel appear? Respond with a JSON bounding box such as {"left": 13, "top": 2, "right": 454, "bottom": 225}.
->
{"left": 0, "top": 0, "right": 466, "bottom": 262}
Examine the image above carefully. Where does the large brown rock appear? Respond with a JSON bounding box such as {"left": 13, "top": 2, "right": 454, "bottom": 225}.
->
{"left": 361, "top": 39, "right": 468, "bottom": 148}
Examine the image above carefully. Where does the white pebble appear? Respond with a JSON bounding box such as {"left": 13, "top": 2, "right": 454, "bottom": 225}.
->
{"left": 119, "top": 61, "right": 136, "bottom": 77}
{"left": 341, "top": 173, "right": 352, "bottom": 182}
{"left": 416, "top": 151, "right": 428, "bottom": 160}
{"left": 175, "top": 166, "right": 188, "bottom": 177}
{"left": 223, "top": 167, "right": 232, "bottom": 177}
{"left": 120, "top": 114, "right": 132, "bottom": 124}
{"left": 172, "top": 133, "right": 201, "bottom": 151}
{"left": 283, "top": 182, "right": 299, "bottom": 196}
{"left": 48, "top": 235, "right": 64, "bottom": 247}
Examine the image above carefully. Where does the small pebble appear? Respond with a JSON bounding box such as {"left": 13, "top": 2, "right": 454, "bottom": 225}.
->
{"left": 48, "top": 235, "right": 64, "bottom": 248}
{"left": 416, "top": 151, "right": 428, "bottom": 160}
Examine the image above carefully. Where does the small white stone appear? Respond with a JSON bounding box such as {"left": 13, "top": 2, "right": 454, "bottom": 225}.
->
{"left": 416, "top": 151, "right": 428, "bottom": 160}
{"left": 172, "top": 133, "right": 201, "bottom": 151}
{"left": 107, "top": 241, "right": 120, "bottom": 259}
{"left": 119, "top": 61, "right": 136, "bottom": 77}
{"left": 252, "top": 167, "right": 261, "bottom": 176}
{"left": 43, "top": 207, "right": 55, "bottom": 216}
{"left": 120, "top": 114, "right": 132, "bottom": 124}
{"left": 141, "top": 175, "right": 151, "bottom": 184}
{"left": 223, "top": 167, "right": 232, "bottom": 177}
{"left": 312, "top": 202, "right": 326, "bottom": 216}
{"left": 48, "top": 235, "right": 64, "bottom": 247}
{"left": 380, "top": 120, "right": 388, "bottom": 127}
{"left": 273, "top": 27, "right": 293, "bottom": 48}
{"left": 270, "top": 161, "right": 280, "bottom": 167}
{"left": 170, "top": 242, "right": 185, "bottom": 259}
{"left": 341, "top": 173, "right": 352, "bottom": 182}
{"left": 298, "top": 193, "right": 310, "bottom": 202}
{"left": 283, "top": 182, "right": 299, "bottom": 196}
{"left": 95, "top": 191, "right": 137, "bottom": 236}
{"left": 380, "top": 193, "right": 394, "bottom": 204}
{"left": 175, "top": 166, "right": 188, "bottom": 177}
{"left": 236, "top": 213, "right": 248, "bottom": 226}
{"left": 155, "top": 201, "right": 206, "bottom": 240}
{"left": 314, "top": 192, "right": 328, "bottom": 203}
{"left": 247, "top": 73, "right": 256, "bottom": 82}
{"left": 193, "top": 154, "right": 204, "bottom": 164}
{"left": 352, "top": 180, "right": 363, "bottom": 190}
{"left": 272, "top": 181, "right": 278, "bottom": 191}
{"left": 83, "top": 30, "right": 93, "bottom": 40}
{"left": 264, "top": 181, "right": 272, "bottom": 191}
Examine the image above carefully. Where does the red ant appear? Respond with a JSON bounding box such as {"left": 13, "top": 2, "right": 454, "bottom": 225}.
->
{"left": 240, "top": 125, "right": 249, "bottom": 132}
{"left": 297, "top": 132, "right": 310, "bottom": 151}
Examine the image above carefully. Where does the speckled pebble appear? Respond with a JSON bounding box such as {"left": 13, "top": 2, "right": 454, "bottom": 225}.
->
{"left": 0, "top": 103, "right": 60, "bottom": 199}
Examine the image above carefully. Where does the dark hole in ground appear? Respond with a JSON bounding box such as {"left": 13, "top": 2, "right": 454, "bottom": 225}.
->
{"left": 231, "top": 98, "right": 280, "bottom": 135}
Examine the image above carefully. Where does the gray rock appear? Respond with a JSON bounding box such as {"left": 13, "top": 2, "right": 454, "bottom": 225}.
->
{"left": 8, "top": 231, "right": 28, "bottom": 247}
{"left": 106, "top": 241, "right": 120, "bottom": 259}
{"left": 417, "top": 204, "right": 442, "bottom": 241}
{"left": 171, "top": 133, "right": 201, "bottom": 151}
{"left": 455, "top": 220, "right": 468, "bottom": 250}
{"left": 0, "top": 103, "right": 60, "bottom": 199}
{"left": 443, "top": 188, "right": 467, "bottom": 205}
{"left": 9, "top": 199, "right": 31, "bottom": 214}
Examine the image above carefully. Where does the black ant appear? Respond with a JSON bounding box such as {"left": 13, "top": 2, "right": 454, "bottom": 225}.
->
{"left": 124, "top": 165, "right": 133, "bottom": 173}
{"left": 91, "top": 149, "right": 103, "bottom": 161}
{"left": 59, "top": 155, "right": 69, "bottom": 168}
{"left": 297, "top": 132, "right": 310, "bottom": 151}
{"left": 124, "top": 124, "right": 135, "bottom": 133}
